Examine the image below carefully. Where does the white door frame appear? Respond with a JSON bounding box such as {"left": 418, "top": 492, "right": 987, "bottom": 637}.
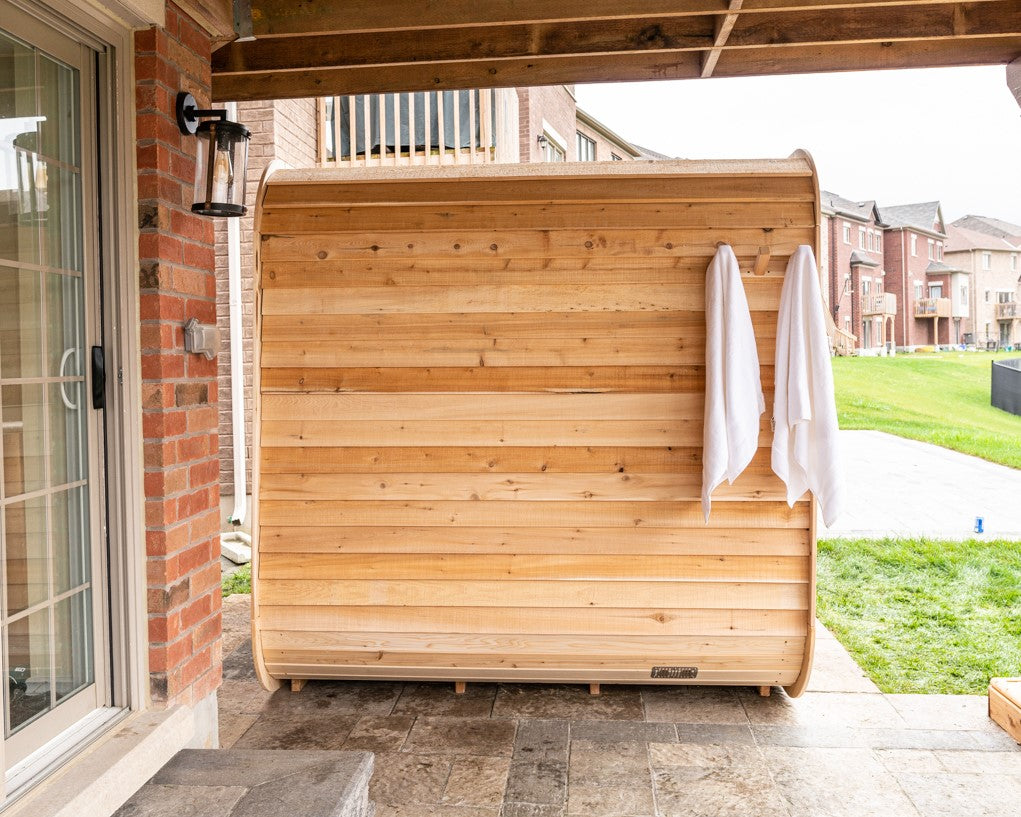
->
{"left": 1, "top": 0, "right": 147, "bottom": 803}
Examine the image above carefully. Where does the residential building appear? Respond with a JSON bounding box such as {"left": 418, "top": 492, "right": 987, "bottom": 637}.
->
{"left": 951, "top": 214, "right": 1021, "bottom": 244}
{"left": 879, "top": 201, "right": 968, "bottom": 348}
{"left": 945, "top": 224, "right": 1021, "bottom": 347}
{"left": 820, "top": 191, "right": 893, "bottom": 354}
{"left": 214, "top": 89, "right": 662, "bottom": 524}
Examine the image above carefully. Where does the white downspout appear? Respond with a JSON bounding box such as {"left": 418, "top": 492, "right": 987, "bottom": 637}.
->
{"left": 225, "top": 101, "right": 247, "bottom": 528}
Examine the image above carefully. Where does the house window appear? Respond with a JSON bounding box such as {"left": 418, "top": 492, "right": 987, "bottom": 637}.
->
{"left": 577, "top": 132, "right": 596, "bottom": 161}
{"left": 843, "top": 222, "right": 851, "bottom": 244}
{"left": 875, "top": 234, "right": 882, "bottom": 253}
{"left": 914, "top": 282, "right": 923, "bottom": 300}
{"left": 911, "top": 234, "right": 917, "bottom": 256}
{"left": 929, "top": 283, "right": 943, "bottom": 299}
{"left": 862, "top": 279, "right": 872, "bottom": 296}
{"left": 927, "top": 239, "right": 934, "bottom": 260}
{"left": 540, "top": 132, "right": 566, "bottom": 162}
{"left": 960, "top": 284, "right": 968, "bottom": 303}
{"left": 982, "top": 251, "right": 992, "bottom": 270}
{"left": 610, "top": 153, "right": 623, "bottom": 161}
{"left": 1012, "top": 254, "right": 1018, "bottom": 271}
{"left": 844, "top": 316, "right": 851, "bottom": 330}
{"left": 985, "top": 289, "right": 991, "bottom": 302}
{"left": 937, "top": 242, "right": 943, "bottom": 260}
{"left": 859, "top": 227, "right": 866, "bottom": 249}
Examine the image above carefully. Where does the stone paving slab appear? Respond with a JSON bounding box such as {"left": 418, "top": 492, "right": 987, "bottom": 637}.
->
{"left": 114, "top": 749, "right": 374, "bottom": 817}
{"left": 217, "top": 596, "right": 1020, "bottom": 817}
{"left": 821, "top": 430, "right": 1021, "bottom": 540}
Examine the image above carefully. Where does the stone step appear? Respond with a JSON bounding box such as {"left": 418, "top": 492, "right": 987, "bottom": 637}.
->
{"left": 113, "top": 749, "right": 373, "bottom": 817}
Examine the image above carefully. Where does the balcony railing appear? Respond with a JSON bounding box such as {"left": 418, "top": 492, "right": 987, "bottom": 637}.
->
{"left": 319, "top": 90, "right": 516, "bottom": 167}
{"left": 862, "top": 292, "right": 896, "bottom": 316}
{"left": 831, "top": 326, "right": 857, "bottom": 356}
{"left": 995, "top": 301, "right": 1018, "bottom": 320}
{"left": 914, "top": 297, "right": 951, "bottom": 318}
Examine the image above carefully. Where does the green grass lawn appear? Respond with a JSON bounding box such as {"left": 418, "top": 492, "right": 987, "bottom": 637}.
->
{"left": 831, "top": 352, "right": 1021, "bottom": 469}
{"left": 817, "top": 536, "right": 1021, "bottom": 694}
{"left": 222, "top": 563, "right": 251, "bottom": 597}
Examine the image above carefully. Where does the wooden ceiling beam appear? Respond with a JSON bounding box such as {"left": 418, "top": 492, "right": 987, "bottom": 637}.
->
{"left": 702, "top": 1, "right": 745, "bottom": 78}
{"left": 246, "top": 0, "right": 1006, "bottom": 36}
{"left": 213, "top": 32, "right": 1020, "bottom": 101}
{"left": 214, "top": 2, "right": 1021, "bottom": 79}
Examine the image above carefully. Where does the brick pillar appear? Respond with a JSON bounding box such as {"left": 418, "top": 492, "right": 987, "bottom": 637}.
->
{"left": 135, "top": 1, "right": 222, "bottom": 708}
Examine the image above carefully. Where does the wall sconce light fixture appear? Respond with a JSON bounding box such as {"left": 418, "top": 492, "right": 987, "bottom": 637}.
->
{"left": 176, "top": 91, "right": 250, "bottom": 217}
{"left": 536, "top": 134, "right": 549, "bottom": 148}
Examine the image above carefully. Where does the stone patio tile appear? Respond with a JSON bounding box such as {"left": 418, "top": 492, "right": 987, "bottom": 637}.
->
{"left": 501, "top": 805, "right": 564, "bottom": 817}
{"left": 443, "top": 756, "right": 511, "bottom": 806}
{"left": 873, "top": 749, "right": 945, "bottom": 775}
{"left": 566, "top": 783, "right": 655, "bottom": 817}
{"left": 393, "top": 683, "right": 497, "bottom": 718}
{"left": 221, "top": 640, "right": 257, "bottom": 681}
{"left": 113, "top": 785, "right": 245, "bottom": 817}
{"left": 649, "top": 742, "right": 767, "bottom": 771}
{"left": 642, "top": 686, "right": 749, "bottom": 725}
{"left": 884, "top": 694, "right": 997, "bottom": 732}
{"left": 751, "top": 724, "right": 868, "bottom": 748}
{"left": 861, "top": 727, "right": 993, "bottom": 751}
{"left": 402, "top": 716, "right": 517, "bottom": 757}
{"left": 218, "top": 711, "right": 259, "bottom": 749}
{"left": 738, "top": 689, "right": 905, "bottom": 729}
{"left": 217, "top": 678, "right": 276, "bottom": 715}
{"left": 493, "top": 684, "right": 644, "bottom": 721}
{"left": 807, "top": 636, "right": 881, "bottom": 694}
{"left": 652, "top": 770, "right": 787, "bottom": 817}
{"left": 232, "top": 713, "right": 360, "bottom": 750}
{"left": 220, "top": 595, "right": 252, "bottom": 656}
{"left": 961, "top": 728, "right": 1021, "bottom": 751}
{"left": 568, "top": 740, "right": 649, "bottom": 786}
{"left": 674, "top": 723, "right": 756, "bottom": 746}
{"left": 933, "top": 749, "right": 1021, "bottom": 774}
{"left": 370, "top": 752, "right": 452, "bottom": 806}
{"left": 342, "top": 715, "right": 416, "bottom": 752}
{"left": 503, "top": 757, "right": 568, "bottom": 805}
{"left": 568, "top": 720, "right": 676, "bottom": 743}
{"left": 895, "top": 771, "right": 1021, "bottom": 817}
{"left": 513, "top": 719, "right": 570, "bottom": 760}
{"left": 765, "top": 746, "right": 920, "bottom": 817}
{"left": 376, "top": 805, "right": 500, "bottom": 817}
{"left": 259, "top": 680, "right": 403, "bottom": 716}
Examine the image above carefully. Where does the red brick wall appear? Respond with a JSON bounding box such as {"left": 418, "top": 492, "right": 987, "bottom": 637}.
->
{"left": 825, "top": 215, "right": 885, "bottom": 349}
{"left": 884, "top": 229, "right": 939, "bottom": 347}
{"left": 135, "top": 1, "right": 222, "bottom": 708}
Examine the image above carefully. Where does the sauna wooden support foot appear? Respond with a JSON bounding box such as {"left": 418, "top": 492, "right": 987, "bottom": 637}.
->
{"left": 454, "top": 681, "right": 467, "bottom": 694}
{"left": 291, "top": 678, "right": 307, "bottom": 693}
{"left": 589, "top": 683, "right": 601, "bottom": 696}
{"left": 758, "top": 685, "right": 772, "bottom": 697}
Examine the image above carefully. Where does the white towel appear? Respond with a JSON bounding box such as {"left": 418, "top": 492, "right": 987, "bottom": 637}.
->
{"left": 702, "top": 244, "right": 765, "bottom": 522}
{"left": 772, "top": 245, "right": 844, "bottom": 527}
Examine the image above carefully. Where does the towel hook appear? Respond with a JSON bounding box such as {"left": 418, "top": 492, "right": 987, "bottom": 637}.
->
{"left": 753, "top": 246, "right": 771, "bottom": 276}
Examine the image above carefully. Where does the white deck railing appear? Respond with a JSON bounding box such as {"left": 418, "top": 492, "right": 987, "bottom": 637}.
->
{"left": 319, "top": 89, "right": 519, "bottom": 167}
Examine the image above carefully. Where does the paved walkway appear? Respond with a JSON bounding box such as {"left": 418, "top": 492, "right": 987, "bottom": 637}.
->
{"left": 820, "top": 430, "right": 1021, "bottom": 540}
{"left": 218, "top": 595, "right": 1020, "bottom": 817}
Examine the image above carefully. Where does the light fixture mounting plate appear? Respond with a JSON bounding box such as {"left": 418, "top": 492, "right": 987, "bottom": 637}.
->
{"left": 176, "top": 91, "right": 199, "bottom": 135}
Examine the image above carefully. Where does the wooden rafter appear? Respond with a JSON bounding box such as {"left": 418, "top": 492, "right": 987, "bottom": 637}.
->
{"left": 701, "top": 0, "right": 745, "bottom": 79}
{"left": 213, "top": 0, "right": 1021, "bottom": 101}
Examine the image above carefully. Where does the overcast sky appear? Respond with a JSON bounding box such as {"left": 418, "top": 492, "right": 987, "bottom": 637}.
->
{"left": 574, "top": 66, "right": 1021, "bottom": 226}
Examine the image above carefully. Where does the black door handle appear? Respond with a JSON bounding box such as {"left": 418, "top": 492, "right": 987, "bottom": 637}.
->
{"left": 91, "top": 346, "right": 105, "bottom": 410}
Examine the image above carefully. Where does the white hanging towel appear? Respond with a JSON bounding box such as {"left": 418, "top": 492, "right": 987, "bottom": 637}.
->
{"left": 702, "top": 244, "right": 765, "bottom": 522}
{"left": 771, "top": 245, "right": 844, "bottom": 527}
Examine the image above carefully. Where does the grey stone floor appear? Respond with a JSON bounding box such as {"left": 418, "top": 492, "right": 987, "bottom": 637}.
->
{"left": 218, "top": 595, "right": 1021, "bottom": 817}
{"left": 821, "top": 430, "right": 1021, "bottom": 540}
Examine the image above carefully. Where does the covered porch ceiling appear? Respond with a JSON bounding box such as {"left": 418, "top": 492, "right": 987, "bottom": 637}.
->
{"left": 209, "top": 0, "right": 1021, "bottom": 102}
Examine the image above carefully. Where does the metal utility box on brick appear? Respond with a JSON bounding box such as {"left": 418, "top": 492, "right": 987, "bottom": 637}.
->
{"left": 249, "top": 157, "right": 822, "bottom": 697}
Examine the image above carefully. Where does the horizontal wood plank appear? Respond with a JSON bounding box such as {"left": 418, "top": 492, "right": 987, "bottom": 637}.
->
{"left": 258, "top": 577, "right": 811, "bottom": 609}
{"left": 259, "top": 604, "right": 810, "bottom": 636}
{"left": 258, "top": 524, "right": 809, "bottom": 555}
{"left": 258, "top": 499, "right": 811, "bottom": 528}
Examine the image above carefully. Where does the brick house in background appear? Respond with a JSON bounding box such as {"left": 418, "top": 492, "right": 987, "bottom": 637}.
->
{"left": 215, "top": 88, "right": 665, "bottom": 530}
{"left": 820, "top": 191, "right": 894, "bottom": 354}
{"left": 945, "top": 223, "right": 1021, "bottom": 347}
{"left": 879, "top": 201, "right": 970, "bottom": 348}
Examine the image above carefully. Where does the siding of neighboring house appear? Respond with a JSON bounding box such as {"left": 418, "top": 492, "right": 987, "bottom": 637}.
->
{"left": 945, "top": 226, "right": 1021, "bottom": 347}
{"left": 883, "top": 228, "right": 941, "bottom": 347}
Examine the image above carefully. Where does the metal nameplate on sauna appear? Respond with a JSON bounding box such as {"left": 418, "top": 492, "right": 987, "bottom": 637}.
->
{"left": 651, "top": 666, "right": 698, "bottom": 679}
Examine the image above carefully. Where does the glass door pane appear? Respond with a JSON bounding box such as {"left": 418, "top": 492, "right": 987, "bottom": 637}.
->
{"left": 0, "top": 21, "right": 102, "bottom": 770}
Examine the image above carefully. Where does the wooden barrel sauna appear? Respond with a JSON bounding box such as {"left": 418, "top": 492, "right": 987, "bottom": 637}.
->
{"left": 250, "top": 155, "right": 821, "bottom": 697}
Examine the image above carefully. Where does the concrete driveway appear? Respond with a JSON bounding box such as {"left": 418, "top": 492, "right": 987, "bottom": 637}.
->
{"left": 820, "top": 430, "right": 1021, "bottom": 540}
